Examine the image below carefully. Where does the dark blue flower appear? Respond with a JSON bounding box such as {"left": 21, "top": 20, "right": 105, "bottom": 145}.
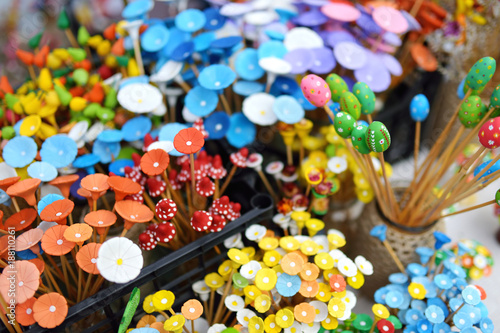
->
{"left": 403, "top": 325, "right": 418, "bottom": 333}
{"left": 433, "top": 231, "right": 451, "bottom": 250}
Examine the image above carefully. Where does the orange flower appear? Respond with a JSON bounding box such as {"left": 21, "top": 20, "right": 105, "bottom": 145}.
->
{"left": 64, "top": 223, "right": 93, "bottom": 245}
{"left": 281, "top": 252, "right": 305, "bottom": 276}
{"left": 140, "top": 149, "right": 170, "bottom": 176}
{"left": 181, "top": 299, "right": 203, "bottom": 320}
{"left": 299, "top": 280, "right": 319, "bottom": 298}
{"left": 33, "top": 293, "right": 68, "bottom": 329}
{"left": 173, "top": 128, "right": 205, "bottom": 154}
{"left": 294, "top": 302, "right": 316, "bottom": 324}
{"left": 329, "top": 275, "right": 346, "bottom": 293}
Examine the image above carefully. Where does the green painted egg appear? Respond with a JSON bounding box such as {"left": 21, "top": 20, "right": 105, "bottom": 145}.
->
{"left": 465, "top": 57, "right": 496, "bottom": 91}
{"left": 490, "top": 84, "right": 500, "bottom": 109}
{"left": 340, "top": 92, "right": 361, "bottom": 120}
{"left": 458, "top": 96, "right": 486, "bottom": 128}
{"left": 351, "top": 124, "right": 371, "bottom": 154}
{"left": 366, "top": 121, "right": 391, "bottom": 153}
{"left": 496, "top": 189, "right": 500, "bottom": 205}
{"left": 333, "top": 112, "right": 356, "bottom": 139}
{"left": 353, "top": 82, "right": 376, "bottom": 115}
{"left": 326, "top": 74, "right": 349, "bottom": 102}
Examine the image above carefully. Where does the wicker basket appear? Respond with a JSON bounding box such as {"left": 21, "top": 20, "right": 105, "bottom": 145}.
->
{"left": 347, "top": 201, "right": 445, "bottom": 296}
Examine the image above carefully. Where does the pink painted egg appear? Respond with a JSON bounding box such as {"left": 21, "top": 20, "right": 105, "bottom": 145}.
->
{"left": 479, "top": 117, "right": 500, "bottom": 149}
{"left": 300, "top": 74, "right": 331, "bottom": 107}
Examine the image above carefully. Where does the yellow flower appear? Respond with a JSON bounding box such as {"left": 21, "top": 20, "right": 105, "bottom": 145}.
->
{"left": 290, "top": 211, "right": 311, "bottom": 228}
{"left": 321, "top": 315, "right": 339, "bottom": 330}
{"left": 143, "top": 295, "right": 155, "bottom": 314}
{"left": 300, "top": 240, "right": 319, "bottom": 256}
{"left": 408, "top": 282, "right": 427, "bottom": 300}
{"left": 263, "top": 250, "right": 282, "bottom": 267}
{"left": 315, "top": 253, "right": 334, "bottom": 270}
{"left": 163, "top": 314, "right": 185, "bottom": 332}
{"left": 259, "top": 237, "right": 279, "bottom": 251}
{"left": 275, "top": 308, "right": 294, "bottom": 328}
{"left": 205, "top": 273, "right": 224, "bottom": 290}
{"left": 244, "top": 285, "right": 262, "bottom": 300}
{"left": 272, "top": 265, "right": 284, "bottom": 275}
{"left": 316, "top": 283, "right": 332, "bottom": 302}
{"left": 305, "top": 218, "right": 324, "bottom": 236}
{"left": 347, "top": 271, "right": 365, "bottom": 289}
{"left": 255, "top": 268, "right": 278, "bottom": 291}
{"left": 255, "top": 294, "right": 271, "bottom": 313}
{"left": 372, "top": 304, "right": 390, "bottom": 320}
{"left": 469, "top": 267, "right": 483, "bottom": 280}
{"left": 328, "top": 298, "right": 346, "bottom": 318}
{"left": 279, "top": 236, "right": 300, "bottom": 252}
{"left": 242, "top": 246, "right": 256, "bottom": 260}
{"left": 249, "top": 316, "right": 265, "bottom": 333}
{"left": 152, "top": 290, "right": 175, "bottom": 311}
{"left": 218, "top": 260, "right": 233, "bottom": 278}
{"left": 228, "top": 248, "right": 250, "bottom": 266}
{"left": 264, "top": 314, "right": 281, "bottom": 333}
{"left": 331, "top": 290, "right": 346, "bottom": 299}
{"left": 323, "top": 268, "right": 341, "bottom": 281}
{"left": 328, "top": 234, "right": 346, "bottom": 249}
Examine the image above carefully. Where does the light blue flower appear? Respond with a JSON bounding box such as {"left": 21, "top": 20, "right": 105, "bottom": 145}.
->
{"left": 406, "top": 309, "right": 424, "bottom": 326}
{"left": 479, "top": 317, "right": 494, "bottom": 333}
{"left": 386, "top": 290, "right": 404, "bottom": 308}
{"left": 407, "top": 263, "right": 427, "bottom": 277}
{"left": 433, "top": 274, "right": 453, "bottom": 290}
{"left": 403, "top": 325, "right": 418, "bottom": 333}
{"left": 459, "top": 304, "right": 481, "bottom": 325}
{"left": 462, "top": 285, "right": 481, "bottom": 305}
{"left": 416, "top": 247, "right": 434, "bottom": 265}
{"left": 432, "top": 322, "right": 451, "bottom": 333}
{"left": 453, "top": 312, "right": 472, "bottom": 330}
{"left": 425, "top": 305, "right": 444, "bottom": 324}
{"left": 427, "top": 298, "right": 449, "bottom": 318}
{"left": 370, "top": 224, "right": 387, "bottom": 242}
{"left": 389, "top": 273, "right": 409, "bottom": 284}
{"left": 417, "top": 318, "right": 433, "bottom": 332}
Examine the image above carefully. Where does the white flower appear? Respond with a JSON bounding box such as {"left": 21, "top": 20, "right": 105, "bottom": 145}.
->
{"left": 327, "top": 229, "right": 345, "bottom": 239}
{"left": 294, "top": 235, "right": 311, "bottom": 244}
{"left": 312, "top": 235, "right": 329, "bottom": 253}
{"left": 338, "top": 128, "right": 344, "bottom": 133}
{"left": 328, "top": 157, "right": 348, "bottom": 174}
{"left": 224, "top": 233, "right": 244, "bottom": 249}
{"left": 310, "top": 301, "right": 328, "bottom": 322}
{"left": 208, "top": 324, "right": 227, "bottom": 333}
{"left": 236, "top": 308, "right": 256, "bottom": 327}
{"left": 225, "top": 294, "right": 245, "bottom": 312}
{"left": 355, "top": 256, "right": 374, "bottom": 275}
{"left": 342, "top": 291, "right": 357, "bottom": 310}
{"left": 338, "top": 307, "right": 352, "bottom": 321}
{"left": 245, "top": 225, "right": 267, "bottom": 242}
{"left": 96, "top": 237, "right": 143, "bottom": 283}
{"left": 473, "top": 254, "right": 487, "bottom": 269}
{"left": 284, "top": 321, "right": 302, "bottom": 333}
{"left": 240, "top": 260, "right": 262, "bottom": 280}
{"left": 301, "top": 321, "right": 321, "bottom": 333}
{"left": 192, "top": 280, "right": 211, "bottom": 301}
{"left": 329, "top": 249, "right": 346, "bottom": 267}
{"left": 337, "top": 257, "right": 357, "bottom": 277}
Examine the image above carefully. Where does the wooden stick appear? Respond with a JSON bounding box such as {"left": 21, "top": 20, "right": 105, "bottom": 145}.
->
{"left": 286, "top": 144, "right": 293, "bottom": 166}
{"left": 323, "top": 105, "right": 335, "bottom": 122}
{"left": 219, "top": 165, "right": 238, "bottom": 197}
{"left": 382, "top": 240, "right": 406, "bottom": 274}
{"left": 379, "top": 152, "right": 399, "bottom": 218}
{"left": 213, "top": 269, "right": 235, "bottom": 324}
{"left": 81, "top": 274, "right": 93, "bottom": 301}
{"left": 64, "top": 29, "right": 79, "bottom": 48}
{"left": 190, "top": 153, "right": 196, "bottom": 200}
{"left": 256, "top": 169, "right": 278, "bottom": 202}
{"left": 214, "top": 178, "right": 220, "bottom": 199}
{"left": 267, "top": 291, "right": 281, "bottom": 311}
{"left": 445, "top": 303, "right": 464, "bottom": 323}
{"left": 132, "top": 39, "right": 145, "bottom": 76}
{"left": 203, "top": 299, "right": 211, "bottom": 324}
{"left": 209, "top": 289, "right": 216, "bottom": 325}
{"left": 440, "top": 200, "right": 496, "bottom": 218}
{"left": 89, "top": 275, "right": 105, "bottom": 295}
{"left": 11, "top": 197, "right": 20, "bottom": 213}
{"left": 220, "top": 94, "right": 232, "bottom": 115}
{"left": 414, "top": 121, "right": 421, "bottom": 180}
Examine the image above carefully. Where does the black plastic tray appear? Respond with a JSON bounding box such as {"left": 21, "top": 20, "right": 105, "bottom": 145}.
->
{"left": 15, "top": 183, "right": 273, "bottom": 333}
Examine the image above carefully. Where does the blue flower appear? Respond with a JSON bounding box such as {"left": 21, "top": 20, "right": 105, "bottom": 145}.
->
{"left": 413, "top": 276, "right": 437, "bottom": 298}
{"left": 432, "top": 322, "right": 451, "bottom": 333}
{"left": 479, "top": 317, "right": 494, "bottom": 333}
{"left": 0, "top": 189, "right": 11, "bottom": 207}
{"left": 109, "top": 159, "right": 135, "bottom": 177}
{"left": 175, "top": 9, "right": 206, "bottom": 33}
{"left": 407, "top": 263, "right": 427, "bottom": 277}
{"left": 417, "top": 318, "right": 433, "bottom": 333}
{"left": 462, "top": 285, "right": 481, "bottom": 305}
{"left": 226, "top": 113, "right": 256, "bottom": 149}
{"left": 27, "top": 161, "right": 58, "bottom": 182}
{"left": 374, "top": 286, "right": 389, "bottom": 304}
{"left": 453, "top": 311, "right": 472, "bottom": 330}
{"left": 386, "top": 290, "right": 404, "bottom": 308}
{"left": 449, "top": 297, "right": 463, "bottom": 311}
{"left": 460, "top": 328, "right": 476, "bottom": 333}
{"left": 416, "top": 247, "right": 434, "bottom": 265}
{"left": 433, "top": 231, "right": 451, "bottom": 250}
{"left": 40, "top": 134, "right": 78, "bottom": 168}
{"left": 370, "top": 224, "right": 387, "bottom": 242}
{"left": 459, "top": 304, "right": 481, "bottom": 325}
{"left": 427, "top": 298, "right": 449, "bottom": 318}
{"left": 73, "top": 153, "right": 100, "bottom": 174}
{"left": 476, "top": 302, "right": 489, "bottom": 318}
{"left": 38, "top": 194, "right": 64, "bottom": 216}
{"left": 97, "top": 129, "right": 123, "bottom": 143}
{"left": 411, "top": 300, "right": 427, "bottom": 312}
{"left": 275, "top": 273, "right": 301, "bottom": 297}
{"left": 425, "top": 305, "right": 444, "bottom": 324}
{"left": 121, "top": 116, "right": 152, "bottom": 142}
{"left": 3, "top": 136, "right": 37, "bottom": 168}
{"left": 93, "top": 139, "right": 121, "bottom": 164}
{"left": 454, "top": 278, "right": 468, "bottom": 292}
{"left": 406, "top": 309, "right": 424, "bottom": 326}
{"left": 403, "top": 325, "right": 418, "bottom": 333}
{"left": 443, "top": 261, "right": 466, "bottom": 279}
{"left": 457, "top": 242, "right": 471, "bottom": 256}
{"left": 433, "top": 274, "right": 453, "bottom": 290}
{"left": 389, "top": 273, "right": 408, "bottom": 285}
